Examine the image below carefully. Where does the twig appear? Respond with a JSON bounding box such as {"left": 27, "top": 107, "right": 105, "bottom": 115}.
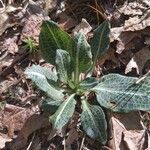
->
{"left": 64, "top": 137, "right": 66, "bottom": 150}
{"left": 135, "top": 70, "right": 150, "bottom": 84}
{"left": 87, "top": 4, "right": 107, "bottom": 20}
{"left": 79, "top": 135, "right": 85, "bottom": 150}
{"left": 26, "top": 132, "right": 36, "bottom": 150}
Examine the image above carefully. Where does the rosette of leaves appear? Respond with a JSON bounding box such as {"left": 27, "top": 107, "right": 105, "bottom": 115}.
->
{"left": 25, "top": 20, "right": 150, "bottom": 145}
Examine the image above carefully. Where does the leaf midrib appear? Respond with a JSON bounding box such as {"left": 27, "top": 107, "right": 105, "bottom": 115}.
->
{"left": 95, "top": 23, "right": 107, "bottom": 60}
{"left": 82, "top": 101, "right": 102, "bottom": 139}
{"left": 45, "top": 22, "right": 61, "bottom": 49}
{"left": 93, "top": 86, "right": 148, "bottom": 97}
{"left": 54, "top": 94, "right": 75, "bottom": 128}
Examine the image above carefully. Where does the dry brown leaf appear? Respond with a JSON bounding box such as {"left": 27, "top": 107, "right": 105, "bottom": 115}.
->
{"left": 0, "top": 5, "right": 22, "bottom": 36}
{"left": 116, "top": 32, "right": 139, "bottom": 54}
{"left": 58, "top": 12, "right": 78, "bottom": 31}
{"left": 0, "top": 133, "right": 12, "bottom": 149}
{"left": 21, "top": 14, "right": 44, "bottom": 43}
{"left": 72, "top": 18, "right": 92, "bottom": 36}
{"left": 124, "top": 13, "right": 150, "bottom": 32}
{"left": 122, "top": 130, "right": 148, "bottom": 150}
{"left": 1, "top": 104, "right": 38, "bottom": 138}
{"left": 119, "top": 1, "right": 150, "bottom": 31}
{"left": 110, "top": 112, "right": 147, "bottom": 150}
{"left": 110, "top": 0, "right": 150, "bottom": 54}
{"left": 3, "top": 36, "right": 19, "bottom": 54}
{"left": 65, "top": 112, "right": 80, "bottom": 150}
{"left": 44, "top": 0, "right": 58, "bottom": 13}
{"left": 0, "top": 76, "right": 18, "bottom": 94}
{"left": 125, "top": 47, "right": 150, "bottom": 74}
{"left": 5, "top": 114, "right": 49, "bottom": 150}
{"left": 0, "top": 51, "right": 14, "bottom": 72}
{"left": 110, "top": 27, "right": 123, "bottom": 43}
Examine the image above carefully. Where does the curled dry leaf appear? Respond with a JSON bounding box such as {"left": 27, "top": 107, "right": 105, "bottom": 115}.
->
{"left": 125, "top": 47, "right": 150, "bottom": 74}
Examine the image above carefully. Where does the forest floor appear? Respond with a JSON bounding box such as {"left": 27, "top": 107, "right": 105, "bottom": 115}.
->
{"left": 0, "top": 0, "right": 150, "bottom": 149}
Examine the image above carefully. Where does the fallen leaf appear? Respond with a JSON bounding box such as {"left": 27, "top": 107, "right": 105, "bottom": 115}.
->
{"left": 0, "top": 133, "right": 12, "bottom": 149}
{"left": 125, "top": 47, "right": 150, "bottom": 74}
{"left": 3, "top": 36, "right": 19, "bottom": 54}
{"left": 122, "top": 130, "right": 148, "bottom": 150}
{"left": 5, "top": 114, "right": 50, "bottom": 150}
{"left": 21, "top": 14, "right": 44, "bottom": 43}
{"left": 0, "top": 4, "right": 22, "bottom": 36}
{"left": 72, "top": 18, "right": 92, "bottom": 36}
{"left": 2, "top": 104, "right": 38, "bottom": 138}
{"left": 125, "top": 57, "right": 139, "bottom": 74}
{"left": 65, "top": 112, "right": 80, "bottom": 150}
{"left": 44, "top": 0, "right": 58, "bottom": 14}
{"left": 109, "top": 112, "right": 147, "bottom": 150}
{"left": 118, "top": 1, "right": 150, "bottom": 31}
{"left": 110, "top": 0, "right": 150, "bottom": 54}
{"left": 58, "top": 12, "right": 78, "bottom": 31}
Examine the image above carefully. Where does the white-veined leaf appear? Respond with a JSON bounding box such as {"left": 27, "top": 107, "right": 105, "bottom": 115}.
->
{"left": 56, "top": 49, "right": 72, "bottom": 83}
{"left": 50, "top": 94, "right": 76, "bottom": 129}
{"left": 92, "top": 74, "right": 150, "bottom": 112}
{"left": 39, "top": 20, "right": 75, "bottom": 65}
{"left": 90, "top": 21, "right": 110, "bottom": 63}
{"left": 25, "top": 65, "right": 64, "bottom": 100}
{"left": 81, "top": 100, "right": 107, "bottom": 144}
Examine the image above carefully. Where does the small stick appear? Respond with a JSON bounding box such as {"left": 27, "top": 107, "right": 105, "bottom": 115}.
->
{"left": 135, "top": 70, "right": 150, "bottom": 84}
{"left": 26, "top": 132, "right": 36, "bottom": 150}
{"left": 79, "top": 135, "right": 85, "bottom": 150}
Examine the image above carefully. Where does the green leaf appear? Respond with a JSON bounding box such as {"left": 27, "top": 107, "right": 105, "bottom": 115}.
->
{"left": 81, "top": 100, "right": 107, "bottom": 144}
{"left": 79, "top": 77, "right": 99, "bottom": 90}
{"left": 39, "top": 20, "right": 75, "bottom": 64}
{"left": 90, "top": 21, "right": 110, "bottom": 63}
{"left": 50, "top": 94, "right": 76, "bottom": 129}
{"left": 92, "top": 74, "right": 150, "bottom": 112}
{"left": 25, "top": 65, "right": 64, "bottom": 100}
{"left": 56, "top": 49, "right": 72, "bottom": 83}
{"left": 41, "top": 98, "right": 63, "bottom": 115}
{"left": 25, "top": 65, "right": 58, "bottom": 81}
{"left": 75, "top": 32, "right": 93, "bottom": 74}
{"left": 68, "top": 80, "right": 76, "bottom": 90}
